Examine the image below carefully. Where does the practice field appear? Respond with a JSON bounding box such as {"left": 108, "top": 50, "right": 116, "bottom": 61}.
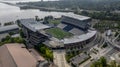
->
{"left": 46, "top": 28, "right": 73, "bottom": 39}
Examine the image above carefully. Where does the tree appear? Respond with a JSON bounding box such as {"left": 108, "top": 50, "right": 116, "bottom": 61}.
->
{"left": 35, "top": 16, "right": 40, "bottom": 21}
{"left": 0, "top": 23, "right": 1, "bottom": 26}
{"left": 90, "top": 61, "right": 101, "bottom": 67}
{"left": 37, "top": 44, "right": 53, "bottom": 61}
{"left": 9, "top": 32, "right": 16, "bottom": 36}
{"left": 81, "top": 11, "right": 89, "bottom": 16}
{"left": 118, "top": 64, "right": 120, "bottom": 67}
{"left": 16, "top": 20, "right": 21, "bottom": 27}
{"left": 90, "top": 57, "right": 107, "bottom": 67}
{"left": 99, "top": 57, "right": 107, "bottom": 67}
{"left": 5, "top": 35, "right": 11, "bottom": 41}
{"left": 4, "top": 22, "right": 14, "bottom": 26}
{"left": 19, "top": 29, "right": 25, "bottom": 38}
{"left": 115, "top": 32, "right": 119, "bottom": 37}
{"left": 0, "top": 35, "right": 24, "bottom": 45}
{"left": 110, "top": 60, "right": 116, "bottom": 67}
{"left": 44, "top": 16, "right": 49, "bottom": 24}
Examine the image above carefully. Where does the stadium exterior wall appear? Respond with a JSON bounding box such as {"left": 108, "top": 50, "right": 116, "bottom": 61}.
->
{"left": 20, "top": 23, "right": 48, "bottom": 48}
{"left": 64, "top": 33, "right": 96, "bottom": 51}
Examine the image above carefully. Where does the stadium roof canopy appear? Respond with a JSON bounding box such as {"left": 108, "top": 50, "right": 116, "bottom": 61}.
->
{"left": 61, "top": 30, "right": 96, "bottom": 44}
{"left": 63, "top": 13, "right": 91, "bottom": 21}
{"left": 20, "top": 19, "right": 51, "bottom": 32}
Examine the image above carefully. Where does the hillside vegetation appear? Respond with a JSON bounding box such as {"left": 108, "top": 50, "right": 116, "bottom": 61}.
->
{"left": 18, "top": 0, "right": 120, "bottom": 11}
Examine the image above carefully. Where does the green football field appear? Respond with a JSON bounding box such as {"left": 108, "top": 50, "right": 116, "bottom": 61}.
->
{"left": 46, "top": 28, "right": 73, "bottom": 39}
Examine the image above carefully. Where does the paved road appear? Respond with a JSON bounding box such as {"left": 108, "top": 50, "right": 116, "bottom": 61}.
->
{"left": 53, "top": 50, "right": 70, "bottom": 67}
{"left": 103, "top": 31, "right": 120, "bottom": 49}
{"left": 105, "top": 33, "right": 120, "bottom": 50}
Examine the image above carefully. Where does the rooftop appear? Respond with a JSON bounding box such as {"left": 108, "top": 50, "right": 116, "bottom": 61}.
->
{"left": 63, "top": 13, "right": 91, "bottom": 21}
{"left": 0, "top": 43, "right": 37, "bottom": 67}
{"left": 70, "top": 53, "right": 90, "bottom": 65}
{"left": 20, "top": 19, "right": 51, "bottom": 32}
{"left": 61, "top": 30, "right": 96, "bottom": 44}
{"left": 0, "top": 24, "right": 19, "bottom": 32}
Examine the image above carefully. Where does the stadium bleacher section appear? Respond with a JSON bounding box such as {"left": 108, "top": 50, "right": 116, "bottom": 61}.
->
{"left": 69, "top": 28, "right": 84, "bottom": 35}
{"left": 61, "top": 14, "right": 91, "bottom": 30}
{"left": 63, "top": 24, "right": 74, "bottom": 31}
{"left": 57, "top": 23, "right": 67, "bottom": 29}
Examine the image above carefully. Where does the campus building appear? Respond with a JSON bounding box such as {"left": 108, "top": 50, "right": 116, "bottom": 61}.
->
{"left": 0, "top": 25, "right": 19, "bottom": 34}
{"left": 0, "top": 43, "right": 37, "bottom": 67}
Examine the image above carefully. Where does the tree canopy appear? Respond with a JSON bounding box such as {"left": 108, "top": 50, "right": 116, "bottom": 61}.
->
{"left": 91, "top": 57, "right": 120, "bottom": 67}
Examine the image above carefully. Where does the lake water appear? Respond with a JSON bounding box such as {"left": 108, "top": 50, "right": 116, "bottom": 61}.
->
{"left": 0, "top": 0, "right": 41, "bottom": 3}
{"left": 0, "top": 2, "right": 68, "bottom": 25}
{"left": 0, "top": 0, "right": 58, "bottom": 3}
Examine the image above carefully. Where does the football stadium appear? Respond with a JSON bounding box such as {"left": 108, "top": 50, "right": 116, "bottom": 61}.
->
{"left": 19, "top": 13, "right": 97, "bottom": 51}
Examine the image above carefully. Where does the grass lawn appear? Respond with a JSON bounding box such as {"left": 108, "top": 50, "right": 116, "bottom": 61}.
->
{"left": 46, "top": 28, "right": 73, "bottom": 39}
{"left": 48, "top": 19, "right": 61, "bottom": 25}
